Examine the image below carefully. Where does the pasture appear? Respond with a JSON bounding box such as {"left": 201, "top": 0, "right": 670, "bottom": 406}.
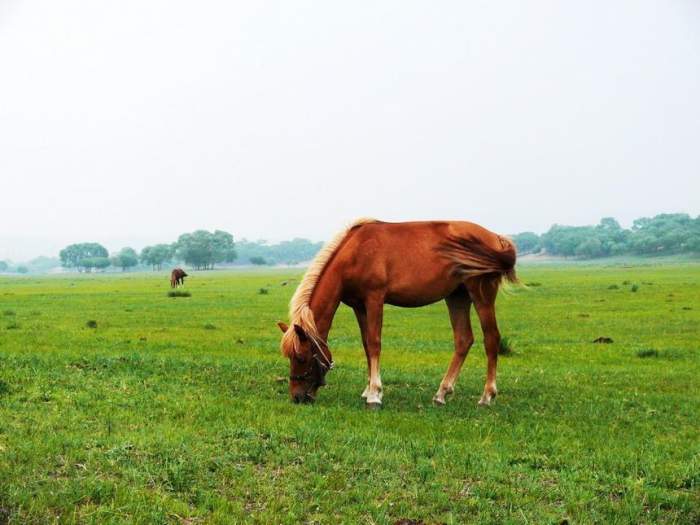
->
{"left": 0, "top": 265, "right": 698, "bottom": 524}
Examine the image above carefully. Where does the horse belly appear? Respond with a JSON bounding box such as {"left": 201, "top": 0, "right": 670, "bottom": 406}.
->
{"left": 384, "top": 261, "right": 458, "bottom": 307}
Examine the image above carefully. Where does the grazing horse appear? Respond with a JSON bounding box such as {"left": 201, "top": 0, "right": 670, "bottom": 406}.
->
{"left": 170, "top": 268, "right": 188, "bottom": 288}
{"left": 277, "top": 218, "right": 517, "bottom": 407}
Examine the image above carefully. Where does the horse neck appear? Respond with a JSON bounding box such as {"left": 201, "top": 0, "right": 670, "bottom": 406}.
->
{"left": 308, "top": 266, "right": 343, "bottom": 341}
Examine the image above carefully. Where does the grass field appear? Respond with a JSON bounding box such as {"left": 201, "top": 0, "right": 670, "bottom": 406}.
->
{"left": 1, "top": 264, "right": 699, "bottom": 524}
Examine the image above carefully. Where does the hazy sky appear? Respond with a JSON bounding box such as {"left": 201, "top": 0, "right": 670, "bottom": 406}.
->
{"left": 1, "top": 1, "right": 699, "bottom": 261}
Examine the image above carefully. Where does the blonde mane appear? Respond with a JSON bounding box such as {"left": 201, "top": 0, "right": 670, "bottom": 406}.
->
{"left": 281, "top": 217, "right": 377, "bottom": 357}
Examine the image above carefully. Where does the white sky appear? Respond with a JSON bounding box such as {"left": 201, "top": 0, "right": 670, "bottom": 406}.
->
{"left": 1, "top": 1, "right": 699, "bottom": 261}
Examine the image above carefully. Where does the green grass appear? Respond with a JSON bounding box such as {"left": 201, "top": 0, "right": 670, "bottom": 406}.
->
{"left": 0, "top": 265, "right": 699, "bottom": 524}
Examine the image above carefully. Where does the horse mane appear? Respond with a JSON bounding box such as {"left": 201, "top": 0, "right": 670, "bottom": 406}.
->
{"left": 281, "top": 217, "right": 377, "bottom": 357}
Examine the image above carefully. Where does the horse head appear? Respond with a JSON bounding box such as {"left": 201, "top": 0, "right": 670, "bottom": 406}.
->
{"left": 278, "top": 322, "right": 333, "bottom": 403}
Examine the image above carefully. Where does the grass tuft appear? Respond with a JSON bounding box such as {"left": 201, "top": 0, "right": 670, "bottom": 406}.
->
{"left": 6, "top": 321, "right": 20, "bottom": 330}
{"left": 637, "top": 348, "right": 659, "bottom": 358}
{"left": 86, "top": 320, "right": 98, "bottom": 329}
{"left": 607, "top": 284, "right": 619, "bottom": 290}
{"left": 168, "top": 290, "right": 191, "bottom": 298}
{"left": 631, "top": 284, "right": 639, "bottom": 292}
{"left": 259, "top": 288, "right": 269, "bottom": 295}
{"left": 3, "top": 309, "right": 15, "bottom": 316}
{"left": 498, "top": 336, "right": 514, "bottom": 355}
{"left": 203, "top": 323, "right": 217, "bottom": 330}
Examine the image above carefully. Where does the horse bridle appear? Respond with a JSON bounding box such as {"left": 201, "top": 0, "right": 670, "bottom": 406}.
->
{"left": 289, "top": 337, "right": 334, "bottom": 382}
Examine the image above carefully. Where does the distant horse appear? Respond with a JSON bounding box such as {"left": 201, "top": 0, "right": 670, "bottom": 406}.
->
{"left": 277, "top": 219, "right": 517, "bottom": 407}
{"left": 170, "top": 268, "right": 188, "bottom": 288}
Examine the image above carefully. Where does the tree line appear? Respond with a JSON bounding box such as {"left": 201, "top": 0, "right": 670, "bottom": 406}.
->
{"left": 52, "top": 230, "right": 324, "bottom": 273}
{"left": 58, "top": 230, "right": 237, "bottom": 272}
{"left": 512, "top": 213, "right": 700, "bottom": 258}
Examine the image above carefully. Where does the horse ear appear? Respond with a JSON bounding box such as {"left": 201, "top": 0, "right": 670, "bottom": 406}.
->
{"left": 277, "top": 322, "right": 289, "bottom": 333}
{"left": 293, "top": 324, "right": 308, "bottom": 342}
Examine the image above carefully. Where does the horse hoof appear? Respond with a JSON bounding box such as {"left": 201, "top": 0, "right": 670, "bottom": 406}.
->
{"left": 433, "top": 396, "right": 446, "bottom": 406}
{"left": 366, "top": 402, "right": 382, "bottom": 410}
{"left": 478, "top": 396, "right": 494, "bottom": 406}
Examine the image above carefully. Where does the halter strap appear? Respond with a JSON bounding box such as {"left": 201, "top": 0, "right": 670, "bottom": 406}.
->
{"left": 289, "top": 336, "right": 334, "bottom": 381}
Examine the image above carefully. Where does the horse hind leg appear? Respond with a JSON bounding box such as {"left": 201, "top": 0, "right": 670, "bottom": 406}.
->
{"left": 467, "top": 278, "right": 501, "bottom": 406}
{"left": 434, "top": 290, "right": 474, "bottom": 405}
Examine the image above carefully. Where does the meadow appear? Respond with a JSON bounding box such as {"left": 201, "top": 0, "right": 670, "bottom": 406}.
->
{"left": 0, "top": 264, "right": 698, "bottom": 524}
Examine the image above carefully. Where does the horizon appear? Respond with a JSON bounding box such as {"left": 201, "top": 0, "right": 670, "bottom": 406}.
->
{"left": 2, "top": 210, "right": 698, "bottom": 265}
{"left": 2, "top": 1, "right": 699, "bottom": 261}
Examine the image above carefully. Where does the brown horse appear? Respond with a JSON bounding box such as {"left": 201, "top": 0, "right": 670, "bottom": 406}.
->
{"left": 170, "top": 268, "right": 188, "bottom": 288}
{"left": 277, "top": 218, "right": 517, "bottom": 407}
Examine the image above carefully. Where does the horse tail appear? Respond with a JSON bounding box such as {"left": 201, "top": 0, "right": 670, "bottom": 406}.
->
{"left": 440, "top": 234, "right": 518, "bottom": 287}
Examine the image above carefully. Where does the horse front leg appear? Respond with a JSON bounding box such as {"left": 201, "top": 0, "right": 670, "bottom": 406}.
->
{"left": 352, "top": 306, "right": 371, "bottom": 399}
{"left": 363, "top": 296, "right": 384, "bottom": 408}
{"left": 433, "top": 291, "right": 474, "bottom": 405}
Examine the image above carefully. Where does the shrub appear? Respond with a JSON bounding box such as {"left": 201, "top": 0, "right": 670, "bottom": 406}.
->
{"left": 86, "top": 320, "right": 98, "bottom": 328}
{"left": 258, "top": 288, "right": 269, "bottom": 295}
{"left": 631, "top": 284, "right": 639, "bottom": 292}
{"left": 168, "top": 290, "right": 191, "bottom": 298}
{"left": 607, "top": 284, "right": 619, "bottom": 290}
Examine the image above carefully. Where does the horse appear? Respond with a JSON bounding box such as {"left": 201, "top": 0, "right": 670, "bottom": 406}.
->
{"left": 277, "top": 218, "right": 518, "bottom": 407}
{"left": 170, "top": 268, "right": 188, "bottom": 288}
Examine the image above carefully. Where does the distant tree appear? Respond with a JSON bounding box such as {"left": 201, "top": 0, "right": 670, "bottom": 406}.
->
{"left": 94, "top": 257, "right": 111, "bottom": 271}
{"left": 111, "top": 247, "right": 139, "bottom": 271}
{"left": 80, "top": 256, "right": 111, "bottom": 272}
{"left": 25, "top": 256, "right": 61, "bottom": 273}
{"left": 140, "top": 244, "right": 174, "bottom": 270}
{"left": 0, "top": 261, "right": 7, "bottom": 272}
{"left": 541, "top": 225, "right": 596, "bottom": 257}
{"left": 235, "top": 238, "right": 323, "bottom": 266}
{"left": 249, "top": 256, "right": 267, "bottom": 265}
{"left": 211, "top": 230, "right": 237, "bottom": 265}
{"left": 16, "top": 265, "right": 28, "bottom": 274}
{"left": 274, "top": 238, "right": 324, "bottom": 264}
{"left": 59, "top": 243, "right": 109, "bottom": 272}
{"left": 575, "top": 238, "right": 604, "bottom": 258}
{"left": 174, "top": 230, "right": 237, "bottom": 270}
{"left": 512, "top": 213, "right": 700, "bottom": 259}
{"left": 511, "top": 232, "right": 541, "bottom": 254}
{"left": 629, "top": 213, "right": 695, "bottom": 255}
